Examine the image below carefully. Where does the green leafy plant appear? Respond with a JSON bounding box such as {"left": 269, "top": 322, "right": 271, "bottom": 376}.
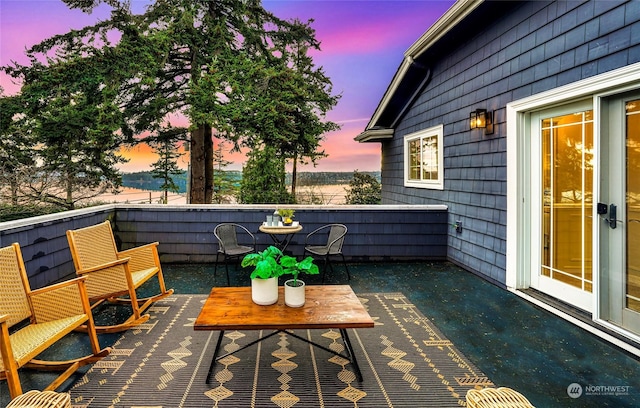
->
{"left": 277, "top": 208, "right": 295, "bottom": 225}
{"left": 280, "top": 255, "right": 319, "bottom": 286}
{"left": 241, "top": 246, "right": 286, "bottom": 279}
{"left": 277, "top": 208, "right": 294, "bottom": 218}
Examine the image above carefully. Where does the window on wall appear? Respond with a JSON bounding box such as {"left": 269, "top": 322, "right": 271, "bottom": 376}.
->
{"left": 404, "top": 125, "right": 444, "bottom": 189}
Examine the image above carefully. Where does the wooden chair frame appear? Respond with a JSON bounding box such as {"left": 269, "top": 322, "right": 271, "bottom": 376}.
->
{"left": 0, "top": 243, "right": 110, "bottom": 400}
{"left": 66, "top": 220, "right": 174, "bottom": 334}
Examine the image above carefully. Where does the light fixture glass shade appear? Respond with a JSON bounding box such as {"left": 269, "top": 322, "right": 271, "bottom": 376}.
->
{"left": 470, "top": 109, "right": 487, "bottom": 129}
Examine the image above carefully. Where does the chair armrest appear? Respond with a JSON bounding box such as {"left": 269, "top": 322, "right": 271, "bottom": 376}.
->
{"left": 76, "top": 258, "right": 130, "bottom": 275}
{"left": 117, "top": 242, "right": 160, "bottom": 272}
{"left": 73, "top": 258, "right": 134, "bottom": 300}
{"left": 305, "top": 226, "right": 328, "bottom": 245}
{"left": 0, "top": 314, "right": 14, "bottom": 371}
{"left": 118, "top": 242, "right": 159, "bottom": 256}
{"left": 29, "top": 277, "right": 88, "bottom": 323}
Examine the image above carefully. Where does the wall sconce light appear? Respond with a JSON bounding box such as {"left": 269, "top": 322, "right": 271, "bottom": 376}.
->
{"left": 469, "top": 109, "right": 494, "bottom": 135}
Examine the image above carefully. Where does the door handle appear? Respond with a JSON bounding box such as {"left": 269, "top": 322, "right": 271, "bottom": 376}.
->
{"left": 598, "top": 203, "right": 623, "bottom": 229}
{"left": 609, "top": 204, "right": 617, "bottom": 229}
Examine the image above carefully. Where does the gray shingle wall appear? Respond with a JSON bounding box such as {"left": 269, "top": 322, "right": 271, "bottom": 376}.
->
{"left": 0, "top": 204, "right": 447, "bottom": 288}
{"left": 382, "top": 0, "right": 639, "bottom": 283}
{"left": 114, "top": 205, "right": 449, "bottom": 263}
{"left": 0, "top": 206, "right": 115, "bottom": 288}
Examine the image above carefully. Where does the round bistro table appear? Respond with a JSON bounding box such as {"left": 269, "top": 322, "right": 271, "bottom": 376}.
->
{"left": 258, "top": 224, "right": 303, "bottom": 254}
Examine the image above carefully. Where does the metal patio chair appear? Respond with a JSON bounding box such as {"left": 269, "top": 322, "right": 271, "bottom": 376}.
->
{"left": 66, "top": 220, "right": 174, "bottom": 334}
{"left": 0, "top": 243, "right": 110, "bottom": 400}
{"left": 214, "top": 223, "right": 256, "bottom": 285}
{"left": 303, "top": 223, "right": 350, "bottom": 283}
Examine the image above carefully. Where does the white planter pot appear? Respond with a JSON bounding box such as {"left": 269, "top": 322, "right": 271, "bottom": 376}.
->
{"left": 251, "top": 277, "right": 278, "bottom": 305}
{"left": 284, "top": 279, "right": 305, "bottom": 307}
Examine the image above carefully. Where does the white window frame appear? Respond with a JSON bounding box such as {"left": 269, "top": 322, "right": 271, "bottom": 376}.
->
{"left": 403, "top": 124, "right": 444, "bottom": 190}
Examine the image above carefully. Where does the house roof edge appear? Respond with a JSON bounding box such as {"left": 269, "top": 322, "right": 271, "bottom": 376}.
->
{"left": 360, "top": 0, "right": 483, "bottom": 136}
{"left": 354, "top": 127, "right": 395, "bottom": 142}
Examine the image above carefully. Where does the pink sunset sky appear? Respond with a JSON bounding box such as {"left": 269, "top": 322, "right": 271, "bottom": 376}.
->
{"left": 0, "top": 0, "right": 455, "bottom": 173}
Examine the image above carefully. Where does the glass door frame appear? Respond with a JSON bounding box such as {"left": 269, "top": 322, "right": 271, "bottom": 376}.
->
{"left": 598, "top": 91, "right": 640, "bottom": 334}
{"left": 528, "top": 102, "right": 594, "bottom": 312}
{"left": 506, "top": 62, "right": 640, "bottom": 350}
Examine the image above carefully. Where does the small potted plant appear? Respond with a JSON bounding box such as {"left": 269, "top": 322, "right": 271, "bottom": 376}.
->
{"left": 280, "top": 255, "right": 319, "bottom": 307}
{"left": 241, "top": 246, "right": 285, "bottom": 305}
{"left": 277, "top": 208, "right": 295, "bottom": 226}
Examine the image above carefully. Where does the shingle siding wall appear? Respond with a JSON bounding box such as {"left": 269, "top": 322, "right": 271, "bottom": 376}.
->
{"left": 381, "top": 0, "right": 640, "bottom": 283}
{"left": 113, "top": 205, "right": 449, "bottom": 263}
{"left": 0, "top": 204, "right": 447, "bottom": 288}
{"left": 0, "top": 207, "right": 115, "bottom": 289}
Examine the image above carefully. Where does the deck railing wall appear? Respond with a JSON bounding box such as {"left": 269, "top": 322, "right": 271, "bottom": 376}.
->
{"left": 0, "top": 204, "right": 448, "bottom": 288}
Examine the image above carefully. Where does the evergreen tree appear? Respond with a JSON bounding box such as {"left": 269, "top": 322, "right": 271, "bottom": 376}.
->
{"left": 193, "top": 19, "right": 340, "bottom": 201}
{"left": 212, "top": 139, "right": 238, "bottom": 204}
{"left": 0, "top": 94, "right": 34, "bottom": 205}
{"left": 4, "top": 0, "right": 337, "bottom": 204}
{"left": 345, "top": 171, "right": 382, "bottom": 205}
{"left": 3, "top": 47, "right": 126, "bottom": 210}
{"left": 147, "top": 127, "right": 187, "bottom": 204}
{"left": 239, "top": 146, "right": 293, "bottom": 204}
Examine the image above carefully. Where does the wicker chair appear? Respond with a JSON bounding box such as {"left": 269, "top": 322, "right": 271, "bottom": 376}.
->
{"left": 7, "top": 390, "right": 71, "bottom": 408}
{"left": 66, "top": 220, "right": 174, "bottom": 333}
{"left": 214, "top": 223, "right": 256, "bottom": 285}
{"left": 0, "top": 243, "right": 110, "bottom": 400}
{"left": 303, "top": 224, "right": 350, "bottom": 283}
{"left": 466, "top": 387, "right": 535, "bottom": 408}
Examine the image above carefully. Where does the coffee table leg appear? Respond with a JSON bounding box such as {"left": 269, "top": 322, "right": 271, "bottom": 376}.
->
{"left": 206, "top": 330, "right": 225, "bottom": 384}
{"left": 340, "top": 328, "right": 363, "bottom": 382}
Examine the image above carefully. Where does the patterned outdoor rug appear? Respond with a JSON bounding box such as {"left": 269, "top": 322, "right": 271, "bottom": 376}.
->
{"left": 70, "top": 293, "right": 493, "bottom": 407}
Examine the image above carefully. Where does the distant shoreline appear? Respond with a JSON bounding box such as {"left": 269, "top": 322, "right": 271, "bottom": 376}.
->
{"left": 100, "top": 184, "right": 349, "bottom": 205}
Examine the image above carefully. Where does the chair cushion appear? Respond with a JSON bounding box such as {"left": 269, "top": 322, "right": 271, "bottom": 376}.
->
{"left": 1, "top": 315, "right": 87, "bottom": 370}
{"left": 131, "top": 267, "right": 161, "bottom": 289}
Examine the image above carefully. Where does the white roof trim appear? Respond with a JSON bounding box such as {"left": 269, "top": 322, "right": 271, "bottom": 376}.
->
{"left": 364, "top": 0, "right": 483, "bottom": 131}
{"left": 405, "top": 0, "right": 483, "bottom": 58}
{"left": 354, "top": 127, "right": 395, "bottom": 142}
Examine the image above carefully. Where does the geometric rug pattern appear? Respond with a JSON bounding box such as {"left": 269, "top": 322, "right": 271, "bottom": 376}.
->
{"left": 70, "top": 293, "right": 493, "bottom": 407}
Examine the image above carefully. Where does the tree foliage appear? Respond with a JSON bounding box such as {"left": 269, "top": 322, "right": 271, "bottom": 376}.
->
{"left": 84, "top": 0, "right": 338, "bottom": 203}
{"left": 2, "top": 0, "right": 340, "bottom": 206}
{"left": 0, "top": 94, "right": 34, "bottom": 205}
{"left": 1, "top": 49, "right": 126, "bottom": 210}
{"left": 239, "top": 145, "right": 293, "bottom": 204}
{"left": 212, "top": 139, "right": 238, "bottom": 204}
{"left": 345, "top": 171, "right": 382, "bottom": 205}
{"left": 146, "top": 127, "right": 188, "bottom": 204}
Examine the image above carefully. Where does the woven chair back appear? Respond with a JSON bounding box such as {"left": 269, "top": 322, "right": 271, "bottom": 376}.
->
{"left": 0, "top": 245, "right": 32, "bottom": 327}
{"left": 67, "top": 221, "right": 130, "bottom": 298}
{"left": 67, "top": 221, "right": 118, "bottom": 271}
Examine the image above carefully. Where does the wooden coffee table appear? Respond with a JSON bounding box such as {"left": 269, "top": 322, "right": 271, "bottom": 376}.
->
{"left": 194, "top": 285, "right": 374, "bottom": 383}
